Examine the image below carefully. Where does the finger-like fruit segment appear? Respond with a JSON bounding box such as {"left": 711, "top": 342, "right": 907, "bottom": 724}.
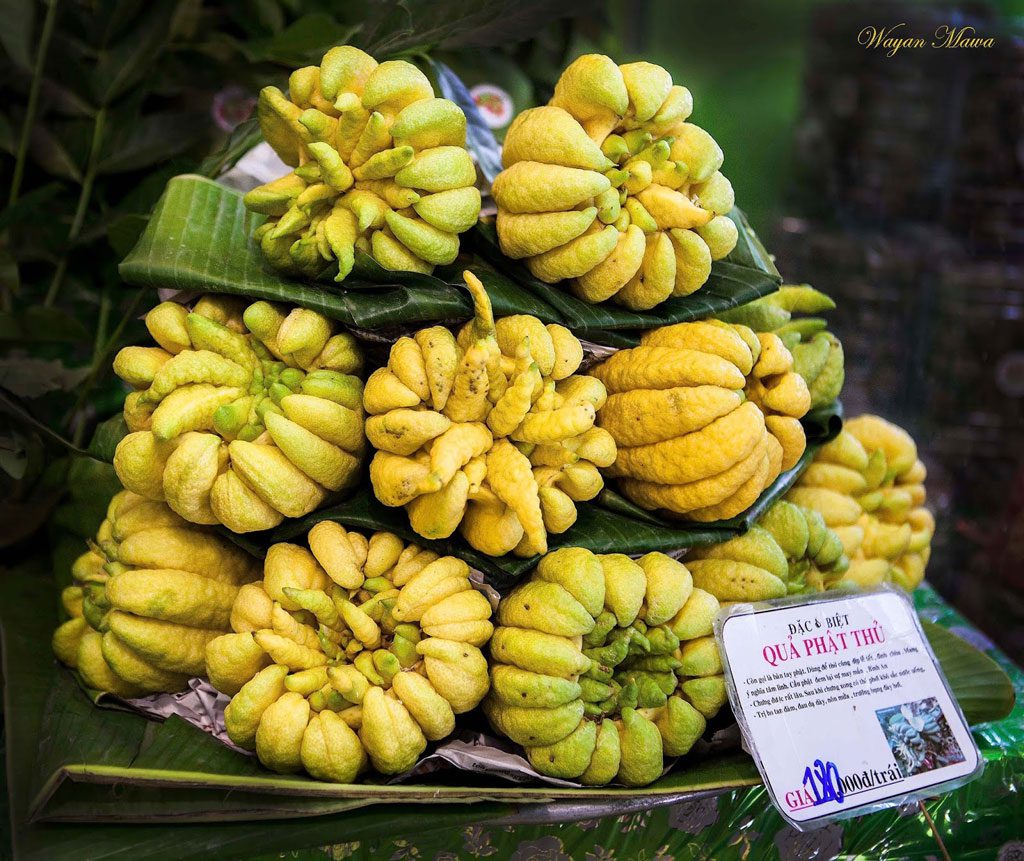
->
{"left": 493, "top": 56, "right": 730, "bottom": 308}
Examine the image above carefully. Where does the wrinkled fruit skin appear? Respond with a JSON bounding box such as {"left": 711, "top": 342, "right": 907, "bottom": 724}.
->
{"left": 687, "top": 500, "right": 850, "bottom": 600}
{"left": 244, "top": 46, "right": 480, "bottom": 280}
{"left": 594, "top": 320, "right": 808, "bottom": 521}
{"left": 718, "top": 284, "right": 845, "bottom": 410}
{"left": 786, "top": 416, "right": 934, "bottom": 591}
{"left": 113, "top": 295, "right": 365, "bottom": 533}
{"left": 208, "top": 523, "right": 493, "bottom": 781}
{"left": 365, "top": 271, "right": 614, "bottom": 557}
{"left": 51, "top": 490, "right": 260, "bottom": 697}
{"left": 492, "top": 55, "right": 737, "bottom": 310}
{"left": 484, "top": 547, "right": 726, "bottom": 786}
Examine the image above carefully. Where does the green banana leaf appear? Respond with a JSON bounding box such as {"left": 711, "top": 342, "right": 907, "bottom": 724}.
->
{"left": 118, "top": 175, "right": 778, "bottom": 342}
{"left": 921, "top": 621, "right": 1017, "bottom": 727}
{"left": 467, "top": 209, "right": 779, "bottom": 342}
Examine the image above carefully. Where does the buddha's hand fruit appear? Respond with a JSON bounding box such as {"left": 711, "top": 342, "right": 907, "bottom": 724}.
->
{"left": 208, "top": 523, "right": 493, "bottom": 781}
{"left": 112, "top": 295, "right": 366, "bottom": 533}
{"left": 484, "top": 548, "right": 727, "bottom": 786}
{"left": 365, "top": 271, "right": 613, "bottom": 557}
{"left": 492, "top": 55, "right": 737, "bottom": 310}
{"left": 686, "top": 500, "right": 849, "bottom": 600}
{"left": 717, "top": 284, "right": 845, "bottom": 409}
{"left": 593, "top": 320, "right": 796, "bottom": 521}
{"left": 787, "top": 416, "right": 932, "bottom": 591}
{"left": 52, "top": 490, "right": 260, "bottom": 697}
{"left": 244, "top": 46, "right": 481, "bottom": 280}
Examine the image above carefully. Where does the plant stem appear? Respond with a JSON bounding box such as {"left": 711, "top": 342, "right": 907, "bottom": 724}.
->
{"left": 8, "top": 0, "right": 60, "bottom": 207}
{"left": 3, "top": 0, "right": 60, "bottom": 312}
{"left": 69, "top": 287, "right": 145, "bottom": 448}
{"left": 44, "top": 106, "right": 107, "bottom": 307}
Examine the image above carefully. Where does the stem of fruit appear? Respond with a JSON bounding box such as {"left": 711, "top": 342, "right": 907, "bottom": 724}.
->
{"left": 44, "top": 106, "right": 107, "bottom": 307}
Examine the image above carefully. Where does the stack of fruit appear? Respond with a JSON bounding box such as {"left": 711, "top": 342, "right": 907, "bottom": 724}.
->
{"left": 47, "top": 47, "right": 936, "bottom": 791}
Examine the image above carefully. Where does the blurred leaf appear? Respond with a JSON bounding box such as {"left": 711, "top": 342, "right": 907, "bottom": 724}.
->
{"left": 90, "top": 1, "right": 179, "bottom": 105}
{"left": 29, "top": 124, "right": 82, "bottom": 182}
{"left": 0, "top": 0, "right": 34, "bottom": 70}
{"left": 0, "top": 433, "right": 29, "bottom": 480}
{"left": 360, "top": 0, "right": 592, "bottom": 57}
{"left": 38, "top": 78, "right": 96, "bottom": 118}
{"left": 106, "top": 213, "right": 150, "bottom": 258}
{"left": 0, "top": 306, "right": 91, "bottom": 344}
{"left": 86, "top": 414, "right": 128, "bottom": 463}
{"left": 98, "top": 110, "right": 209, "bottom": 174}
{"left": 0, "top": 111, "right": 15, "bottom": 153}
{"left": 0, "top": 358, "right": 89, "bottom": 397}
{"left": 0, "top": 182, "right": 62, "bottom": 233}
{"left": 239, "top": 13, "right": 357, "bottom": 65}
{"left": 198, "top": 115, "right": 261, "bottom": 178}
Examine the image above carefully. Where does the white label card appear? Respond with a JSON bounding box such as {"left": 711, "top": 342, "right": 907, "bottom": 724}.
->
{"left": 716, "top": 589, "right": 982, "bottom": 828}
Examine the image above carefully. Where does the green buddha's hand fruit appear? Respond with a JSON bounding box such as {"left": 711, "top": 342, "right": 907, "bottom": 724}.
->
{"left": 485, "top": 548, "right": 726, "bottom": 786}
{"left": 786, "top": 416, "right": 933, "bottom": 591}
{"left": 52, "top": 490, "right": 260, "bottom": 697}
{"left": 112, "top": 296, "right": 366, "bottom": 533}
{"left": 492, "top": 55, "right": 737, "bottom": 310}
{"left": 717, "top": 283, "right": 845, "bottom": 410}
{"left": 365, "top": 272, "right": 614, "bottom": 557}
{"left": 686, "top": 500, "right": 851, "bottom": 598}
{"left": 207, "top": 523, "right": 493, "bottom": 781}
{"left": 245, "top": 46, "right": 480, "bottom": 280}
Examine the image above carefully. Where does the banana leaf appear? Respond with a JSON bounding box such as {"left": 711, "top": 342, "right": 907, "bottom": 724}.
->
{"left": 921, "top": 622, "right": 1017, "bottom": 727}
{"left": 117, "top": 174, "right": 551, "bottom": 329}
{"left": 467, "top": 207, "right": 780, "bottom": 341}
{"left": 118, "top": 175, "right": 778, "bottom": 342}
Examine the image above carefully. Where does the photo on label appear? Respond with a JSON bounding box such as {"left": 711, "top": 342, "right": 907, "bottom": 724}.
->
{"left": 875, "top": 698, "right": 966, "bottom": 779}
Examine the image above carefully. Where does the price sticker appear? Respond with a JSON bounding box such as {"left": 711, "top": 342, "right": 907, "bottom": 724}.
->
{"left": 715, "top": 588, "right": 982, "bottom": 829}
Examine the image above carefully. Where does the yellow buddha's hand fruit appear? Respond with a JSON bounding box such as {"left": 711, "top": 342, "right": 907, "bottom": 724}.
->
{"left": 484, "top": 547, "right": 727, "bottom": 786}
{"left": 112, "top": 295, "right": 366, "bottom": 533}
{"left": 365, "top": 271, "right": 614, "bottom": 557}
{"left": 786, "top": 416, "right": 933, "bottom": 591}
{"left": 51, "top": 489, "right": 260, "bottom": 697}
{"left": 244, "top": 46, "right": 480, "bottom": 280}
{"left": 593, "top": 320, "right": 807, "bottom": 522}
{"left": 492, "top": 55, "right": 737, "bottom": 310}
{"left": 206, "top": 525, "right": 493, "bottom": 781}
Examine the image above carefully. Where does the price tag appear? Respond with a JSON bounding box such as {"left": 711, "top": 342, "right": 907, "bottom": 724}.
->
{"left": 715, "top": 588, "right": 982, "bottom": 829}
